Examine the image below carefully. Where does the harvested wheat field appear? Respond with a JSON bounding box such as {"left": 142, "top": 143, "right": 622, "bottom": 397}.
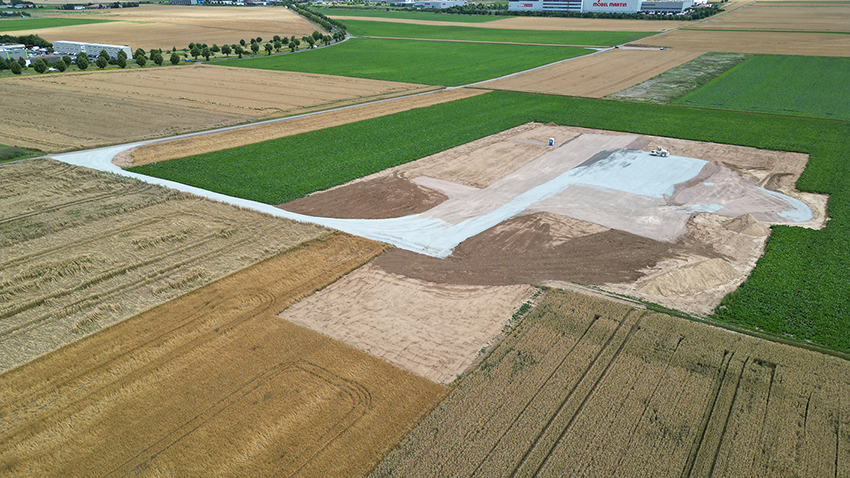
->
{"left": 0, "top": 158, "right": 331, "bottom": 373}
{"left": 689, "top": 2, "right": 850, "bottom": 33}
{"left": 280, "top": 123, "right": 827, "bottom": 315}
{"left": 0, "top": 66, "right": 431, "bottom": 152}
{"left": 371, "top": 288, "right": 850, "bottom": 478}
{"left": 8, "top": 5, "right": 318, "bottom": 50}
{"left": 648, "top": 29, "right": 850, "bottom": 56}
{"left": 479, "top": 48, "right": 703, "bottom": 98}
{"left": 0, "top": 233, "right": 448, "bottom": 477}
{"left": 121, "top": 88, "right": 485, "bottom": 167}
{"left": 279, "top": 263, "right": 538, "bottom": 384}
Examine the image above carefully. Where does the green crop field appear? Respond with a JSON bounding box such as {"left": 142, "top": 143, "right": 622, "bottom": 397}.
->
{"left": 313, "top": 7, "right": 501, "bottom": 22}
{"left": 0, "top": 17, "right": 113, "bottom": 32}
{"left": 343, "top": 19, "right": 651, "bottom": 46}
{"left": 215, "top": 38, "right": 591, "bottom": 86}
{"left": 131, "top": 90, "right": 850, "bottom": 356}
{"left": 674, "top": 55, "right": 850, "bottom": 121}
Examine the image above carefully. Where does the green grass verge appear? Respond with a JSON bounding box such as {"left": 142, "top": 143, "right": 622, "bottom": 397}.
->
{"left": 675, "top": 55, "right": 850, "bottom": 121}
{"left": 0, "top": 146, "right": 40, "bottom": 163}
{"left": 343, "top": 19, "right": 652, "bottom": 46}
{"left": 0, "top": 17, "right": 113, "bottom": 32}
{"left": 214, "top": 38, "right": 592, "bottom": 86}
{"left": 313, "top": 7, "right": 501, "bottom": 22}
{"left": 131, "top": 90, "right": 850, "bottom": 355}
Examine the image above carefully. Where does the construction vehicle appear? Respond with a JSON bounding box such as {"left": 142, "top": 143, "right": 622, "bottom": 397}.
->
{"left": 650, "top": 146, "right": 669, "bottom": 157}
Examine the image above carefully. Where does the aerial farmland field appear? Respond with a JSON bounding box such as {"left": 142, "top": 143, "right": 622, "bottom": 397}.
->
{"left": 675, "top": 55, "right": 850, "bottom": 121}
{"left": 0, "top": 233, "right": 448, "bottom": 477}
{"left": 0, "top": 17, "right": 113, "bottom": 32}
{"left": 216, "top": 38, "right": 593, "bottom": 86}
{"left": 371, "top": 289, "right": 850, "bottom": 477}
{"left": 341, "top": 20, "right": 652, "bottom": 45}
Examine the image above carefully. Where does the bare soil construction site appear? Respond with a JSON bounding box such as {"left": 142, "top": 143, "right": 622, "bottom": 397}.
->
{"left": 479, "top": 48, "right": 703, "bottom": 98}
{"left": 371, "top": 288, "right": 850, "bottom": 477}
{"left": 279, "top": 123, "right": 827, "bottom": 315}
{"left": 12, "top": 5, "right": 318, "bottom": 50}
{"left": 0, "top": 159, "right": 330, "bottom": 373}
{"left": 0, "top": 66, "right": 432, "bottom": 152}
{"left": 0, "top": 232, "right": 448, "bottom": 478}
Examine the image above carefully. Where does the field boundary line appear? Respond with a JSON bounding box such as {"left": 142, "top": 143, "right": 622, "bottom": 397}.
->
{"left": 355, "top": 35, "right": 611, "bottom": 48}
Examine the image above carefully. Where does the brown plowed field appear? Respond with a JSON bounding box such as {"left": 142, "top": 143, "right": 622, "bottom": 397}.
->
{"left": 9, "top": 5, "right": 318, "bottom": 50}
{"left": 689, "top": 2, "right": 850, "bottom": 32}
{"left": 0, "top": 233, "right": 447, "bottom": 478}
{"left": 479, "top": 48, "right": 703, "bottom": 98}
{"left": 371, "top": 288, "right": 850, "bottom": 478}
{"left": 279, "top": 263, "right": 537, "bottom": 384}
{"left": 122, "top": 88, "right": 485, "bottom": 167}
{"left": 0, "top": 159, "right": 329, "bottom": 373}
{"left": 0, "top": 65, "right": 432, "bottom": 152}
{"left": 647, "top": 29, "right": 850, "bottom": 56}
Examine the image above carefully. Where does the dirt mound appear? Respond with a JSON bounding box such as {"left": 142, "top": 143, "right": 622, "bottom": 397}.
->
{"left": 373, "top": 212, "right": 712, "bottom": 286}
{"left": 636, "top": 258, "right": 740, "bottom": 296}
{"left": 724, "top": 213, "right": 770, "bottom": 236}
{"left": 280, "top": 173, "right": 447, "bottom": 219}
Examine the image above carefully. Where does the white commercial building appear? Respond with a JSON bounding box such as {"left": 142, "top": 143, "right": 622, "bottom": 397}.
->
{"left": 53, "top": 41, "right": 132, "bottom": 59}
{"left": 508, "top": 0, "right": 693, "bottom": 13}
{"left": 0, "top": 43, "right": 27, "bottom": 61}
{"left": 415, "top": 1, "right": 467, "bottom": 8}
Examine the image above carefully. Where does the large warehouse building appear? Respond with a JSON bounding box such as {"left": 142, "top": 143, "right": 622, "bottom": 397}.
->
{"left": 53, "top": 41, "right": 132, "bottom": 59}
{"left": 508, "top": 0, "right": 694, "bottom": 13}
{"left": 0, "top": 43, "right": 27, "bottom": 61}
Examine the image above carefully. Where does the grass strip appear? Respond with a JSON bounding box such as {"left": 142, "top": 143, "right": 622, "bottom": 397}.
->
{"left": 343, "top": 19, "right": 652, "bottom": 46}
{"left": 215, "top": 38, "right": 592, "bottom": 86}
{"left": 131, "top": 90, "right": 850, "bottom": 355}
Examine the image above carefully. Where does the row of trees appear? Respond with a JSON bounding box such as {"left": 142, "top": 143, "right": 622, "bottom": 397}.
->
{"left": 285, "top": 2, "right": 347, "bottom": 34}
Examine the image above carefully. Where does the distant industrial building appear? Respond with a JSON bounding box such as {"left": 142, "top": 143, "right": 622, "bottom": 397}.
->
{"left": 171, "top": 0, "right": 201, "bottom": 4}
{"left": 508, "top": 0, "right": 693, "bottom": 13}
{"left": 414, "top": 0, "right": 467, "bottom": 8}
{"left": 0, "top": 43, "right": 27, "bottom": 61}
{"left": 53, "top": 41, "right": 132, "bottom": 59}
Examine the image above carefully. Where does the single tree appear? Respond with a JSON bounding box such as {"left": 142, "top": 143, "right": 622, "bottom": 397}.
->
{"left": 117, "top": 50, "right": 127, "bottom": 61}
{"left": 273, "top": 40, "right": 282, "bottom": 52}
{"left": 293, "top": 38, "right": 301, "bottom": 50}
{"left": 98, "top": 49, "right": 110, "bottom": 61}
{"left": 201, "top": 46, "right": 211, "bottom": 61}
{"left": 264, "top": 43, "right": 273, "bottom": 55}
{"left": 117, "top": 56, "right": 127, "bottom": 68}
{"left": 250, "top": 42, "right": 259, "bottom": 55}
{"left": 239, "top": 38, "right": 246, "bottom": 46}
{"left": 273, "top": 34, "right": 281, "bottom": 43}
{"left": 152, "top": 52, "right": 163, "bottom": 66}
{"left": 234, "top": 45, "right": 244, "bottom": 58}
{"left": 170, "top": 52, "right": 180, "bottom": 65}
{"left": 135, "top": 55, "right": 146, "bottom": 67}
{"left": 250, "top": 38, "right": 256, "bottom": 44}
{"left": 54, "top": 58, "right": 67, "bottom": 72}
{"left": 0, "top": 57, "right": 9, "bottom": 70}
{"left": 33, "top": 58, "right": 48, "bottom": 73}
{"left": 323, "top": 35, "right": 331, "bottom": 46}
{"left": 62, "top": 55, "right": 72, "bottom": 66}
{"left": 76, "top": 52, "right": 89, "bottom": 70}
{"left": 312, "top": 31, "right": 322, "bottom": 41}
{"left": 96, "top": 56, "right": 108, "bottom": 69}
{"left": 304, "top": 36, "right": 315, "bottom": 49}
{"left": 17, "top": 57, "right": 26, "bottom": 69}
{"left": 190, "top": 45, "right": 201, "bottom": 59}
{"left": 172, "top": 46, "right": 177, "bottom": 52}
{"left": 221, "top": 44, "right": 231, "bottom": 56}
{"left": 288, "top": 40, "right": 296, "bottom": 52}
{"left": 134, "top": 48, "right": 145, "bottom": 59}
{"left": 255, "top": 36, "right": 262, "bottom": 43}
{"left": 290, "top": 35, "right": 295, "bottom": 43}
{"left": 10, "top": 60, "right": 22, "bottom": 74}
{"left": 188, "top": 42, "right": 195, "bottom": 50}
{"left": 211, "top": 44, "right": 219, "bottom": 53}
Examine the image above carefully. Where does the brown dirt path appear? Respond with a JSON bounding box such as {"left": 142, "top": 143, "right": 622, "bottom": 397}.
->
{"left": 0, "top": 234, "right": 447, "bottom": 478}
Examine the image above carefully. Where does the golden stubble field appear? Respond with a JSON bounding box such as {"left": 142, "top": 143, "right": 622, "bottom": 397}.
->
{"left": 0, "top": 159, "right": 331, "bottom": 373}
{"left": 0, "top": 65, "right": 432, "bottom": 152}
{"left": 0, "top": 232, "right": 448, "bottom": 477}
{"left": 479, "top": 48, "right": 704, "bottom": 98}
{"left": 371, "top": 289, "right": 850, "bottom": 477}
{"left": 7, "top": 5, "right": 319, "bottom": 50}
{"left": 689, "top": 2, "right": 850, "bottom": 32}
{"left": 648, "top": 29, "right": 850, "bottom": 56}
{"left": 121, "top": 88, "right": 486, "bottom": 167}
